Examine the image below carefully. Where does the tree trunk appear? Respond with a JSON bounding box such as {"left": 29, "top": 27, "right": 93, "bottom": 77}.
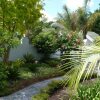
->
{"left": 3, "top": 47, "right": 10, "bottom": 63}
{"left": 83, "top": 26, "right": 87, "bottom": 39}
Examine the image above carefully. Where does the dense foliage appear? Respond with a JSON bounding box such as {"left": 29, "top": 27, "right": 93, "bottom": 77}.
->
{"left": 32, "top": 29, "right": 60, "bottom": 57}
{"left": 0, "top": 30, "right": 20, "bottom": 62}
{"left": 59, "top": 31, "right": 83, "bottom": 56}
{"left": 73, "top": 80, "right": 100, "bottom": 100}
{"left": 87, "top": 12, "right": 100, "bottom": 34}
{"left": 0, "top": 0, "right": 43, "bottom": 62}
{"left": 0, "top": 63, "right": 8, "bottom": 90}
{"left": 0, "top": 58, "right": 64, "bottom": 96}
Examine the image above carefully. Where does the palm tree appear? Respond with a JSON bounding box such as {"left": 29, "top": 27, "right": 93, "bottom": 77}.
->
{"left": 62, "top": 45, "right": 100, "bottom": 90}
{"left": 57, "top": 0, "right": 91, "bottom": 38}
{"left": 84, "top": 0, "right": 91, "bottom": 10}
{"left": 61, "top": 0, "right": 100, "bottom": 91}
{"left": 57, "top": 5, "right": 78, "bottom": 32}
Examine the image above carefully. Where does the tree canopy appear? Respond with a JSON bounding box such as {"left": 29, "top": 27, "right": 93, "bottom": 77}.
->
{"left": 0, "top": 0, "right": 43, "bottom": 62}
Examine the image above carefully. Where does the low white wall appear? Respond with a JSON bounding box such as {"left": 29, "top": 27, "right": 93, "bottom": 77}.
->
{"left": 0, "top": 36, "right": 60, "bottom": 61}
{"left": 0, "top": 37, "right": 43, "bottom": 61}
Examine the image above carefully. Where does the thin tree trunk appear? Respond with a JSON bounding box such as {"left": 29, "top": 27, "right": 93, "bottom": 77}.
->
{"left": 3, "top": 47, "right": 10, "bottom": 63}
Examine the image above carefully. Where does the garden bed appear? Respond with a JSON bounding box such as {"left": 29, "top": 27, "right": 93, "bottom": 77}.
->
{"left": 0, "top": 73, "right": 63, "bottom": 97}
{"left": 32, "top": 73, "right": 99, "bottom": 100}
{"left": 49, "top": 78, "right": 99, "bottom": 100}
{"left": 0, "top": 59, "right": 65, "bottom": 97}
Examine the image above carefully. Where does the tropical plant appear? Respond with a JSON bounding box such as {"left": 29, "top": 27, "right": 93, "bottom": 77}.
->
{"left": 57, "top": 5, "right": 78, "bottom": 32}
{"left": 23, "top": 53, "right": 35, "bottom": 63}
{"left": 57, "top": 0, "right": 91, "bottom": 38}
{"left": 94, "top": 36, "right": 100, "bottom": 46}
{"left": 62, "top": 45, "right": 100, "bottom": 90}
{"left": 76, "top": 7, "right": 90, "bottom": 33}
{"left": 87, "top": 12, "right": 100, "bottom": 34}
{"left": 72, "top": 80, "right": 100, "bottom": 100}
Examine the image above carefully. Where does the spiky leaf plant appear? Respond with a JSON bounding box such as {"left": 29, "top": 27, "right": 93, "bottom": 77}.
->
{"left": 61, "top": 45, "right": 100, "bottom": 90}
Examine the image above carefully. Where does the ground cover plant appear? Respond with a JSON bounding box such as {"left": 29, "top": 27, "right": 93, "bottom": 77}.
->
{"left": 32, "top": 80, "right": 64, "bottom": 100}
{"left": 0, "top": 58, "right": 65, "bottom": 96}
{"left": 71, "top": 79, "right": 100, "bottom": 100}
{"left": 32, "top": 73, "right": 98, "bottom": 100}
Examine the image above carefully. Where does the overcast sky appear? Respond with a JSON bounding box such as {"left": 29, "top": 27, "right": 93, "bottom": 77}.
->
{"left": 43, "top": 0, "right": 100, "bottom": 21}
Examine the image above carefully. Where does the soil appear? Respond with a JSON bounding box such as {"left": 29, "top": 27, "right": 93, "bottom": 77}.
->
{"left": 49, "top": 78, "right": 99, "bottom": 100}
{"left": 49, "top": 87, "right": 69, "bottom": 100}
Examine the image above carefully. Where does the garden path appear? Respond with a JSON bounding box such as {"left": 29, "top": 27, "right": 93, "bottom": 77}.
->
{"left": 0, "top": 77, "right": 62, "bottom": 100}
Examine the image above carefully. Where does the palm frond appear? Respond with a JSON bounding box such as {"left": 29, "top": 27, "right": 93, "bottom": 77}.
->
{"left": 61, "top": 45, "right": 100, "bottom": 90}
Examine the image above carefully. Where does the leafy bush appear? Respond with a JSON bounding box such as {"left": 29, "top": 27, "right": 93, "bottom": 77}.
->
{"left": 32, "top": 93, "right": 49, "bottom": 100}
{"left": 14, "top": 59, "right": 24, "bottom": 67}
{"left": 7, "top": 62, "right": 20, "bottom": 80}
{"left": 23, "top": 53, "right": 35, "bottom": 63}
{"left": 22, "top": 63, "right": 38, "bottom": 72}
{"left": 73, "top": 80, "right": 100, "bottom": 100}
{"left": 32, "top": 29, "right": 60, "bottom": 57}
{"left": 22, "top": 63, "right": 50, "bottom": 72}
{"left": 20, "top": 63, "right": 64, "bottom": 79}
{"left": 45, "top": 59, "right": 60, "bottom": 67}
{"left": 0, "top": 63, "right": 8, "bottom": 90}
{"left": 59, "top": 31, "right": 83, "bottom": 51}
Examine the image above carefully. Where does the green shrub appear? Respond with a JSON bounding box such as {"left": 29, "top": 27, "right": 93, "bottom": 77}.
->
{"left": 14, "top": 59, "right": 24, "bottom": 67}
{"left": 45, "top": 59, "right": 60, "bottom": 67}
{"left": 32, "top": 93, "right": 49, "bottom": 100}
{"left": 23, "top": 53, "right": 35, "bottom": 63}
{"left": 0, "top": 63, "right": 8, "bottom": 90}
{"left": 32, "top": 30, "right": 60, "bottom": 57}
{"left": 73, "top": 80, "right": 100, "bottom": 100}
{"left": 23, "top": 63, "right": 50, "bottom": 72}
{"left": 7, "top": 63, "right": 20, "bottom": 80}
{"left": 23, "top": 63, "right": 38, "bottom": 72}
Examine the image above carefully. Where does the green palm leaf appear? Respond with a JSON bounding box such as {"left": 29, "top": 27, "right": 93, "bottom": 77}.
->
{"left": 61, "top": 45, "right": 100, "bottom": 90}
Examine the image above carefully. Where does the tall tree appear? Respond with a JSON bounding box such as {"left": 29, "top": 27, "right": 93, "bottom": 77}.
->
{"left": 14, "top": 0, "right": 43, "bottom": 35}
{"left": 57, "top": 0, "right": 92, "bottom": 38}
{"left": 57, "top": 5, "right": 78, "bottom": 32}
{"left": 0, "top": 0, "right": 43, "bottom": 62}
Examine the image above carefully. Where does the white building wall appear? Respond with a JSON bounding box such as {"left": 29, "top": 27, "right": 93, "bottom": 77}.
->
{"left": 0, "top": 37, "right": 43, "bottom": 61}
